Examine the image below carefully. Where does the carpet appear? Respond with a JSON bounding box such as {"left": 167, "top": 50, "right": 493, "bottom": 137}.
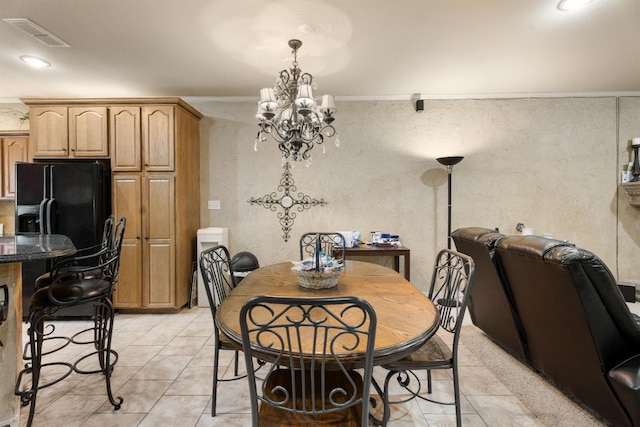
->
{"left": 461, "top": 324, "right": 606, "bottom": 427}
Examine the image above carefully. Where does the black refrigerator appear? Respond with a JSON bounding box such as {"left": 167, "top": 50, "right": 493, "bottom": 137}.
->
{"left": 15, "top": 160, "right": 111, "bottom": 318}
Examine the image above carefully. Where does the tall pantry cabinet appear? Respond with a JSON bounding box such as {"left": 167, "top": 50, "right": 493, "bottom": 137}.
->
{"left": 110, "top": 100, "right": 201, "bottom": 310}
{"left": 22, "top": 98, "right": 202, "bottom": 311}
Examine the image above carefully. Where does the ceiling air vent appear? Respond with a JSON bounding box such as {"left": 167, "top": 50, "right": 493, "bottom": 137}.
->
{"left": 3, "top": 18, "right": 70, "bottom": 47}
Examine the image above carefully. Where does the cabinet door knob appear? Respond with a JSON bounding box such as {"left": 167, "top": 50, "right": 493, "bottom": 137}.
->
{"left": 144, "top": 237, "right": 149, "bottom": 240}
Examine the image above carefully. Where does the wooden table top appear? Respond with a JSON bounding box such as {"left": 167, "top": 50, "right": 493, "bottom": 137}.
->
{"left": 216, "top": 260, "right": 439, "bottom": 366}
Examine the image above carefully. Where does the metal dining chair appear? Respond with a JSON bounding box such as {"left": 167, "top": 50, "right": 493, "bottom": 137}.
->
{"left": 374, "top": 249, "right": 475, "bottom": 427}
{"left": 199, "top": 244, "right": 265, "bottom": 416}
{"left": 299, "top": 232, "right": 347, "bottom": 270}
{"left": 240, "top": 295, "right": 377, "bottom": 427}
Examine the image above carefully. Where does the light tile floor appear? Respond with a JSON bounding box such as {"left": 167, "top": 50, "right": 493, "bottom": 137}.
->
{"left": 17, "top": 305, "right": 607, "bottom": 427}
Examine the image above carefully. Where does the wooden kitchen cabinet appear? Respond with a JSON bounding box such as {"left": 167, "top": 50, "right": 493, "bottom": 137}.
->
{"left": 142, "top": 106, "right": 174, "bottom": 171}
{"left": 29, "top": 106, "right": 67, "bottom": 157}
{"left": 29, "top": 105, "right": 108, "bottom": 158}
{"left": 111, "top": 175, "right": 143, "bottom": 308}
{"left": 112, "top": 174, "right": 176, "bottom": 308}
{"left": 144, "top": 175, "right": 176, "bottom": 307}
{"left": 22, "top": 97, "right": 201, "bottom": 311}
{"left": 69, "top": 106, "right": 109, "bottom": 157}
{"left": 109, "top": 106, "right": 141, "bottom": 171}
{"left": 0, "top": 132, "right": 28, "bottom": 198}
{"left": 109, "top": 99, "right": 201, "bottom": 311}
{"left": 110, "top": 105, "right": 175, "bottom": 172}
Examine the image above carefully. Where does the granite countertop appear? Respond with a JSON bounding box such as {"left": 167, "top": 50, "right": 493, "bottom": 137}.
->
{"left": 0, "top": 235, "right": 76, "bottom": 263}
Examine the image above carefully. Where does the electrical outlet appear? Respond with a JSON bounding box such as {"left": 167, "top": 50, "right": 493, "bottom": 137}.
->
{"left": 208, "top": 200, "right": 221, "bottom": 210}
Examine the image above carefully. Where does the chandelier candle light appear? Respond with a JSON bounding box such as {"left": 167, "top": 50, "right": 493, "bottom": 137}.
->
{"left": 255, "top": 39, "right": 339, "bottom": 167}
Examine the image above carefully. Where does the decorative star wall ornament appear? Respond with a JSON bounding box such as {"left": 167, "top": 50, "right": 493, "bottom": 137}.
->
{"left": 248, "top": 162, "right": 327, "bottom": 242}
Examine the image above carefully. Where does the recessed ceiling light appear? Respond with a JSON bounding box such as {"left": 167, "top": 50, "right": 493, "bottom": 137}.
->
{"left": 20, "top": 55, "right": 50, "bottom": 68}
{"left": 558, "top": 0, "right": 593, "bottom": 11}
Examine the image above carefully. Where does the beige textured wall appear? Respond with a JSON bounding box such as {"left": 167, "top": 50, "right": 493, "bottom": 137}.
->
{"left": 618, "top": 97, "right": 640, "bottom": 283}
{"left": 0, "top": 103, "right": 28, "bottom": 131}
{"left": 194, "top": 96, "right": 640, "bottom": 292}
{"left": 1, "top": 98, "right": 639, "bottom": 292}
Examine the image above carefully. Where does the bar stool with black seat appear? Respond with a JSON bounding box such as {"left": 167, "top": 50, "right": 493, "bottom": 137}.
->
{"left": 374, "top": 248, "right": 475, "bottom": 427}
{"left": 15, "top": 216, "right": 126, "bottom": 427}
{"left": 32, "top": 215, "right": 115, "bottom": 291}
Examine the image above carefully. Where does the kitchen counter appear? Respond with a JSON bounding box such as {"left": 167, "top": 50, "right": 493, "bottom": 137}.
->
{"left": 0, "top": 235, "right": 76, "bottom": 427}
{"left": 0, "top": 235, "right": 76, "bottom": 263}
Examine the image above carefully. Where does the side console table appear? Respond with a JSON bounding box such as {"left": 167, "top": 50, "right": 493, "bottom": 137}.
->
{"left": 337, "top": 245, "right": 410, "bottom": 281}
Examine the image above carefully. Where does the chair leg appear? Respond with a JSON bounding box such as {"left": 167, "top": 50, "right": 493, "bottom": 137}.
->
{"left": 212, "top": 345, "right": 220, "bottom": 416}
{"left": 70, "top": 298, "right": 122, "bottom": 410}
{"left": 427, "top": 369, "right": 432, "bottom": 394}
{"left": 452, "top": 365, "right": 462, "bottom": 427}
{"left": 379, "top": 369, "right": 397, "bottom": 426}
{"left": 100, "top": 298, "right": 122, "bottom": 409}
{"left": 24, "top": 311, "right": 44, "bottom": 427}
{"left": 233, "top": 350, "right": 239, "bottom": 376}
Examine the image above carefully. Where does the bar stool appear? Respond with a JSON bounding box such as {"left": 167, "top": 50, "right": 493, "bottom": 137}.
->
{"left": 15, "top": 217, "right": 126, "bottom": 427}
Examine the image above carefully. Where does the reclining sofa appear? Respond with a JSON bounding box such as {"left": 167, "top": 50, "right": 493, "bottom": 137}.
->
{"left": 452, "top": 227, "right": 640, "bottom": 427}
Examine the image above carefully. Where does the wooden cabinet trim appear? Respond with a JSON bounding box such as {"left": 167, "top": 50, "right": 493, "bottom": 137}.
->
{"left": 21, "top": 98, "right": 203, "bottom": 119}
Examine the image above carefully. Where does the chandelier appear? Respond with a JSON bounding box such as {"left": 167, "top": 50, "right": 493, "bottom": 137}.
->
{"left": 255, "top": 39, "right": 339, "bottom": 166}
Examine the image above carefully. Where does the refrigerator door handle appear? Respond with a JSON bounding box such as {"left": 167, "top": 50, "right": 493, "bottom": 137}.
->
{"left": 38, "top": 198, "right": 48, "bottom": 235}
{"left": 46, "top": 198, "right": 57, "bottom": 235}
{"left": 49, "top": 164, "right": 55, "bottom": 199}
{"left": 43, "top": 165, "right": 49, "bottom": 199}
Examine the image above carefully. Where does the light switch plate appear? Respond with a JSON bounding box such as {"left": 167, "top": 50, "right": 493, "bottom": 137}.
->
{"left": 208, "top": 200, "right": 221, "bottom": 210}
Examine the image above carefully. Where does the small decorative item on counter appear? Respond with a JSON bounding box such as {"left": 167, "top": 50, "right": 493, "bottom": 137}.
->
{"left": 632, "top": 137, "right": 640, "bottom": 182}
{"left": 623, "top": 162, "right": 634, "bottom": 183}
{"left": 352, "top": 231, "right": 361, "bottom": 246}
{"left": 371, "top": 231, "right": 382, "bottom": 244}
{"left": 335, "top": 231, "right": 360, "bottom": 248}
{"left": 291, "top": 252, "right": 344, "bottom": 289}
{"left": 368, "top": 232, "right": 402, "bottom": 246}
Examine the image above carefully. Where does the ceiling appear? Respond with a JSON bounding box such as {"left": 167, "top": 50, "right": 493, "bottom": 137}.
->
{"left": 1, "top": 0, "right": 639, "bottom": 101}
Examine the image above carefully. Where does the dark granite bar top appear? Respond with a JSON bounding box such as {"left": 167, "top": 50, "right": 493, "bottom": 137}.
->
{"left": 0, "top": 235, "right": 76, "bottom": 263}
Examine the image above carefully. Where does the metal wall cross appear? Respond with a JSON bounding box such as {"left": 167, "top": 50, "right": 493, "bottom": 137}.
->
{"left": 248, "top": 162, "right": 327, "bottom": 242}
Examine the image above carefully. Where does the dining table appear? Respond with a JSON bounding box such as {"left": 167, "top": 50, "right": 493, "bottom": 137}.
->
{"left": 216, "top": 260, "right": 440, "bottom": 367}
{"left": 0, "top": 234, "right": 76, "bottom": 427}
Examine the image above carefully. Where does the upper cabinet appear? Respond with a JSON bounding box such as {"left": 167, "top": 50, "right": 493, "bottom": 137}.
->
{"left": 0, "top": 132, "right": 29, "bottom": 198}
{"left": 109, "top": 106, "right": 141, "bottom": 171}
{"left": 110, "top": 105, "right": 175, "bottom": 172}
{"left": 29, "top": 105, "right": 108, "bottom": 158}
{"left": 69, "top": 107, "right": 109, "bottom": 157}
{"left": 142, "top": 106, "right": 174, "bottom": 172}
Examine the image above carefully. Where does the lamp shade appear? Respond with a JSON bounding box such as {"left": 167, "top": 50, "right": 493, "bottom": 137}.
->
{"left": 437, "top": 156, "right": 464, "bottom": 166}
{"left": 295, "top": 84, "right": 315, "bottom": 109}
{"left": 320, "top": 94, "right": 336, "bottom": 114}
{"left": 259, "top": 88, "right": 277, "bottom": 111}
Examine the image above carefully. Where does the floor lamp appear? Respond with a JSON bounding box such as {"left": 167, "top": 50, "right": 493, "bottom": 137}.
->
{"left": 437, "top": 156, "right": 464, "bottom": 249}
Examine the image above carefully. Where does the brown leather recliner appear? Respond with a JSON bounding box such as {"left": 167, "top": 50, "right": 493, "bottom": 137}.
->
{"left": 451, "top": 227, "right": 529, "bottom": 362}
{"left": 493, "top": 234, "right": 640, "bottom": 427}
